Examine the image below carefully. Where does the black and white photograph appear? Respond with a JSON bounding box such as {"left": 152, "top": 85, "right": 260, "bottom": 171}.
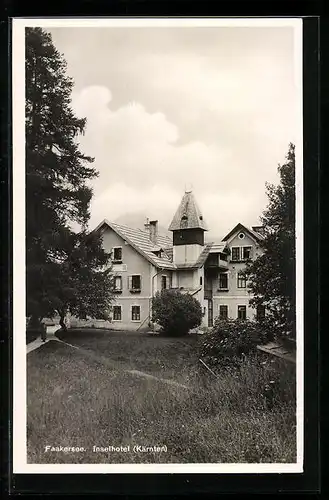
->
{"left": 13, "top": 18, "right": 303, "bottom": 473}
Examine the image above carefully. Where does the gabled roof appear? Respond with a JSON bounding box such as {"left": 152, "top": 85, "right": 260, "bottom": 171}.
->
{"left": 94, "top": 219, "right": 175, "bottom": 270}
{"left": 168, "top": 191, "right": 208, "bottom": 231}
{"left": 222, "top": 223, "right": 264, "bottom": 243}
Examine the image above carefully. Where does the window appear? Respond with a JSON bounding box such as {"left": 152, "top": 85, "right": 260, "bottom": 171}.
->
{"left": 219, "top": 305, "right": 228, "bottom": 319}
{"left": 131, "top": 305, "right": 141, "bottom": 321}
{"left": 242, "top": 246, "right": 252, "bottom": 260}
{"left": 238, "top": 232, "right": 245, "bottom": 239}
{"left": 112, "top": 305, "right": 122, "bottom": 321}
{"left": 129, "top": 275, "right": 141, "bottom": 292}
{"left": 113, "top": 247, "right": 122, "bottom": 262}
{"left": 200, "top": 276, "right": 203, "bottom": 286}
{"left": 161, "top": 275, "right": 167, "bottom": 290}
{"left": 237, "top": 272, "right": 246, "bottom": 288}
{"left": 231, "top": 247, "right": 240, "bottom": 261}
{"left": 114, "top": 276, "right": 122, "bottom": 292}
{"left": 219, "top": 252, "right": 227, "bottom": 262}
{"left": 237, "top": 305, "right": 247, "bottom": 320}
{"left": 256, "top": 304, "right": 266, "bottom": 320}
{"left": 219, "top": 272, "right": 228, "bottom": 290}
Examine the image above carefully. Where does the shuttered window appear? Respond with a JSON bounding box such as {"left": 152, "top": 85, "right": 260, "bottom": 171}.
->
{"left": 128, "top": 275, "right": 141, "bottom": 291}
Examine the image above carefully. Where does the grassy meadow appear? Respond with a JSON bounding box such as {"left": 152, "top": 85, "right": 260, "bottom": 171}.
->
{"left": 27, "top": 330, "right": 296, "bottom": 464}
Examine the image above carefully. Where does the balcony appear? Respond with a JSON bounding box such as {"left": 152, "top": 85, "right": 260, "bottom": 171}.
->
{"left": 205, "top": 254, "right": 228, "bottom": 270}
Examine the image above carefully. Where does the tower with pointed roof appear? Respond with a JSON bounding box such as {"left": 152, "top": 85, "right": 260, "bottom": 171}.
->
{"left": 169, "top": 190, "right": 207, "bottom": 266}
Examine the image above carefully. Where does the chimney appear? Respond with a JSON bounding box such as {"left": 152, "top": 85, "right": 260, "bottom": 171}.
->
{"left": 144, "top": 218, "right": 150, "bottom": 232}
{"left": 149, "top": 220, "right": 158, "bottom": 244}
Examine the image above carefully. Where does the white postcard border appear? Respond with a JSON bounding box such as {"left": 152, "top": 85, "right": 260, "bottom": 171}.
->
{"left": 12, "top": 16, "right": 304, "bottom": 474}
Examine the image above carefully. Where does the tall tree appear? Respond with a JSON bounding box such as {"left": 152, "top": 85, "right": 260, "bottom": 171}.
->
{"left": 26, "top": 28, "right": 112, "bottom": 323}
{"left": 45, "top": 230, "right": 114, "bottom": 329}
{"left": 245, "top": 143, "right": 296, "bottom": 341}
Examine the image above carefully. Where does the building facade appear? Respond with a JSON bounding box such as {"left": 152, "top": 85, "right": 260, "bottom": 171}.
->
{"left": 93, "top": 191, "right": 265, "bottom": 331}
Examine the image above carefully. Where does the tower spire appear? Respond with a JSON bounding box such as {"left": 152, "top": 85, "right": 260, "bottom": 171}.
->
{"left": 184, "top": 182, "right": 193, "bottom": 194}
{"left": 168, "top": 191, "right": 207, "bottom": 231}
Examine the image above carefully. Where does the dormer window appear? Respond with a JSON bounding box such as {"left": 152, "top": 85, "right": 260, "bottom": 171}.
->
{"left": 112, "top": 246, "right": 122, "bottom": 263}
{"left": 180, "top": 214, "right": 188, "bottom": 229}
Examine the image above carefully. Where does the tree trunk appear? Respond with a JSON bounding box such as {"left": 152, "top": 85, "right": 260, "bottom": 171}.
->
{"left": 59, "top": 311, "right": 67, "bottom": 332}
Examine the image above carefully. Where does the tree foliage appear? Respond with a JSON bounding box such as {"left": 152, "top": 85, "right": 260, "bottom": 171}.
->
{"left": 245, "top": 143, "right": 296, "bottom": 340}
{"left": 151, "top": 289, "right": 202, "bottom": 337}
{"left": 26, "top": 28, "right": 113, "bottom": 325}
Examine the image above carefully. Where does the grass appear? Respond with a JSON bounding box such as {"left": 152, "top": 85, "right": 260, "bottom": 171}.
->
{"left": 56, "top": 328, "right": 199, "bottom": 385}
{"left": 27, "top": 329, "right": 296, "bottom": 464}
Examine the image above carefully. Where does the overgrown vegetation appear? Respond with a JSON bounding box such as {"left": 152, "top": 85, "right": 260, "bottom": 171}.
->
{"left": 27, "top": 333, "right": 296, "bottom": 464}
{"left": 151, "top": 289, "right": 203, "bottom": 337}
{"left": 198, "top": 318, "right": 266, "bottom": 369}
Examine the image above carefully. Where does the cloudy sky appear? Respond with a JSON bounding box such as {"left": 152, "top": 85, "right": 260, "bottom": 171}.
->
{"left": 49, "top": 24, "right": 300, "bottom": 240}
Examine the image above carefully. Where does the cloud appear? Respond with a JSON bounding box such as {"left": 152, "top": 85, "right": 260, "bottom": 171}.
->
{"left": 72, "top": 84, "right": 234, "bottom": 191}
{"left": 71, "top": 84, "right": 288, "bottom": 237}
{"left": 50, "top": 24, "right": 299, "bottom": 239}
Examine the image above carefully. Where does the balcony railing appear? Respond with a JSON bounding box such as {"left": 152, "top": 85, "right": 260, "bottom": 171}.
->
{"left": 205, "top": 257, "right": 228, "bottom": 270}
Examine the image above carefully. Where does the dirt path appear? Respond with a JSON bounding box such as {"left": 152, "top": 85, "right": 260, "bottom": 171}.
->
{"left": 27, "top": 332, "right": 191, "bottom": 391}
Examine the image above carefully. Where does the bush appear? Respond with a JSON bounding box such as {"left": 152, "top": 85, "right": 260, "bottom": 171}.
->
{"left": 199, "top": 318, "right": 264, "bottom": 368}
{"left": 151, "top": 289, "right": 202, "bottom": 337}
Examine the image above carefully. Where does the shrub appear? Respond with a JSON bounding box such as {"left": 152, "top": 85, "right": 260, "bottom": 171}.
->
{"left": 151, "top": 289, "right": 202, "bottom": 337}
{"left": 199, "top": 317, "right": 264, "bottom": 368}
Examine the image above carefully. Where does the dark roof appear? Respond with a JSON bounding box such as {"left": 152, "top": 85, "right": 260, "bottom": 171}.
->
{"left": 222, "top": 223, "right": 264, "bottom": 242}
{"left": 168, "top": 191, "right": 208, "bottom": 231}
{"left": 94, "top": 220, "right": 175, "bottom": 270}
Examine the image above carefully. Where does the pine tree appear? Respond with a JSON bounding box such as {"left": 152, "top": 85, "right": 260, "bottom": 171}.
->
{"left": 245, "top": 143, "right": 296, "bottom": 341}
{"left": 26, "top": 28, "right": 112, "bottom": 324}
